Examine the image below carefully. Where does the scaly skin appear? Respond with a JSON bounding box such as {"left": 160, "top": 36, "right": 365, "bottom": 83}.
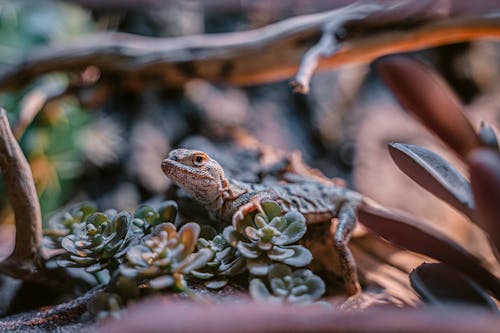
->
{"left": 162, "top": 148, "right": 365, "bottom": 296}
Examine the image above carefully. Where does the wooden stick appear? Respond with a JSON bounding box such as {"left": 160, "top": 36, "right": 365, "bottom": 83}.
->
{"left": 0, "top": 108, "right": 42, "bottom": 277}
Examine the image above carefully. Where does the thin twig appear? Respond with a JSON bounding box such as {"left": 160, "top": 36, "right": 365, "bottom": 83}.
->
{"left": 292, "top": 2, "right": 381, "bottom": 93}
{"left": 0, "top": 108, "right": 42, "bottom": 277}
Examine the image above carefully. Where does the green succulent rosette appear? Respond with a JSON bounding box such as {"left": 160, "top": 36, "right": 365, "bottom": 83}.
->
{"left": 43, "top": 201, "right": 97, "bottom": 249}
{"left": 132, "top": 201, "right": 178, "bottom": 234}
{"left": 120, "top": 222, "right": 211, "bottom": 291}
{"left": 223, "top": 201, "right": 312, "bottom": 275}
{"left": 191, "top": 234, "right": 246, "bottom": 289}
{"left": 250, "top": 264, "right": 325, "bottom": 304}
{"left": 57, "top": 210, "right": 134, "bottom": 273}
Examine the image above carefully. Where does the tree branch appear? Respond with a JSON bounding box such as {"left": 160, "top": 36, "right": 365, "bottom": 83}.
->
{"left": 0, "top": 108, "right": 42, "bottom": 277}
{"left": 0, "top": 1, "right": 499, "bottom": 92}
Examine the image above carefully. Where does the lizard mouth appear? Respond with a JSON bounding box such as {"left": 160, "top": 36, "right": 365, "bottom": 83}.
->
{"left": 161, "top": 158, "right": 197, "bottom": 177}
{"left": 161, "top": 158, "right": 176, "bottom": 175}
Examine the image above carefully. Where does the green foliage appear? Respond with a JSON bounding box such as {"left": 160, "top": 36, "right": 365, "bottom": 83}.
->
{"left": 249, "top": 264, "right": 325, "bottom": 304}
{"left": 56, "top": 210, "right": 134, "bottom": 273}
{"left": 0, "top": 1, "right": 95, "bottom": 222}
{"left": 223, "top": 201, "right": 312, "bottom": 275}
{"left": 0, "top": 1, "right": 93, "bottom": 65}
{"left": 191, "top": 233, "right": 246, "bottom": 289}
{"left": 120, "top": 222, "right": 211, "bottom": 291}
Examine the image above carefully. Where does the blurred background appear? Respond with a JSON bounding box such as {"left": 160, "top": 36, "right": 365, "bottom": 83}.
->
{"left": 0, "top": 0, "right": 499, "bottom": 267}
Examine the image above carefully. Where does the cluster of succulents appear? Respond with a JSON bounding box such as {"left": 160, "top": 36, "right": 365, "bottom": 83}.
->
{"left": 47, "top": 199, "right": 325, "bottom": 315}
{"left": 223, "top": 201, "right": 312, "bottom": 275}
{"left": 250, "top": 264, "right": 325, "bottom": 305}
{"left": 191, "top": 233, "right": 246, "bottom": 289}
{"left": 120, "top": 222, "right": 211, "bottom": 291}
{"left": 56, "top": 209, "right": 135, "bottom": 273}
{"left": 187, "top": 200, "right": 325, "bottom": 304}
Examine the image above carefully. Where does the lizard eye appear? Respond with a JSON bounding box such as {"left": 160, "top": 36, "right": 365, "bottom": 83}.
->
{"left": 193, "top": 154, "right": 207, "bottom": 166}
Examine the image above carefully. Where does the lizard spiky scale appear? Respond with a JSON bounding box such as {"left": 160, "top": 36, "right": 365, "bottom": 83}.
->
{"left": 162, "top": 148, "right": 363, "bottom": 295}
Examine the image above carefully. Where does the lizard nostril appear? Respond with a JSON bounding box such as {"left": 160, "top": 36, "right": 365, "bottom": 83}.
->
{"left": 168, "top": 153, "right": 179, "bottom": 161}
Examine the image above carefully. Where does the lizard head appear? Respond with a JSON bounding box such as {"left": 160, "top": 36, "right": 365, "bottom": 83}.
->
{"left": 161, "top": 149, "right": 228, "bottom": 209}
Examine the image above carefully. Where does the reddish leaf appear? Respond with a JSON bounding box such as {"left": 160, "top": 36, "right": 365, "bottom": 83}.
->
{"left": 469, "top": 148, "right": 500, "bottom": 256}
{"left": 377, "top": 56, "right": 480, "bottom": 160}
{"left": 388, "top": 143, "right": 475, "bottom": 221}
{"left": 357, "top": 204, "right": 500, "bottom": 299}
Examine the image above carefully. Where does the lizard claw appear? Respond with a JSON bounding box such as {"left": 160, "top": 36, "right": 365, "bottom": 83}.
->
{"left": 232, "top": 200, "right": 263, "bottom": 227}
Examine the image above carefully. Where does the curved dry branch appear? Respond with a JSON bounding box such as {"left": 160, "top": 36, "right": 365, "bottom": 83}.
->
{"left": 0, "top": 1, "right": 499, "bottom": 91}
{"left": 0, "top": 108, "right": 42, "bottom": 277}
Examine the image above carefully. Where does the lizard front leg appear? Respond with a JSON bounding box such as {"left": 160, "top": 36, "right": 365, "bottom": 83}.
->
{"left": 333, "top": 202, "right": 361, "bottom": 296}
{"left": 232, "top": 199, "right": 264, "bottom": 226}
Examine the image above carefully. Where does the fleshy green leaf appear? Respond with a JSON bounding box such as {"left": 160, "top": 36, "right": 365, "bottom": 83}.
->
{"left": 279, "top": 245, "right": 312, "bottom": 267}
{"left": 158, "top": 201, "right": 178, "bottom": 223}
{"left": 237, "top": 241, "right": 260, "bottom": 259}
{"left": 249, "top": 278, "right": 273, "bottom": 302}
{"left": 262, "top": 201, "right": 282, "bottom": 220}
{"left": 266, "top": 246, "right": 295, "bottom": 262}
{"left": 273, "top": 215, "right": 307, "bottom": 245}
{"left": 205, "top": 278, "right": 228, "bottom": 289}
{"left": 179, "top": 248, "right": 212, "bottom": 273}
{"left": 149, "top": 275, "right": 175, "bottom": 289}
{"left": 247, "top": 259, "right": 271, "bottom": 276}
{"left": 178, "top": 222, "right": 201, "bottom": 259}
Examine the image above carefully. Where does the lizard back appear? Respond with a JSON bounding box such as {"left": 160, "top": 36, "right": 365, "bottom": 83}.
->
{"left": 220, "top": 180, "right": 363, "bottom": 224}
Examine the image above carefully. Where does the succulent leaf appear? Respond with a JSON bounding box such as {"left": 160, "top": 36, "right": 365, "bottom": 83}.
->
{"left": 249, "top": 278, "right": 278, "bottom": 303}
{"left": 262, "top": 202, "right": 281, "bottom": 220}
{"left": 247, "top": 258, "right": 272, "bottom": 276}
{"left": 278, "top": 245, "right": 313, "bottom": 267}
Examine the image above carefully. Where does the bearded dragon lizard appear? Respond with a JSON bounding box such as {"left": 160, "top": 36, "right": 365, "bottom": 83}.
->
{"left": 162, "top": 148, "right": 366, "bottom": 296}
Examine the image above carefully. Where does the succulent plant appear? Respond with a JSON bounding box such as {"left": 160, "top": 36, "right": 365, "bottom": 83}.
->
{"left": 56, "top": 210, "right": 134, "bottom": 273}
{"left": 132, "top": 201, "right": 178, "bottom": 234}
{"left": 250, "top": 264, "right": 325, "bottom": 304}
{"left": 120, "top": 222, "right": 212, "bottom": 291}
{"left": 191, "top": 233, "right": 246, "bottom": 289}
{"left": 223, "top": 201, "right": 312, "bottom": 276}
{"left": 43, "top": 201, "right": 97, "bottom": 249}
